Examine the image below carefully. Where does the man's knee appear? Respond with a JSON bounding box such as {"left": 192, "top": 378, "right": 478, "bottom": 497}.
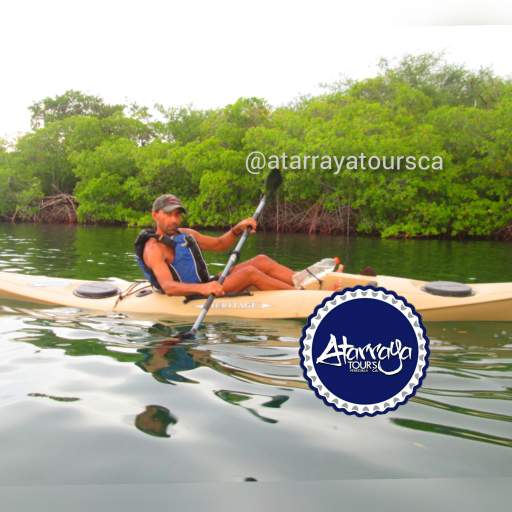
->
{"left": 251, "top": 254, "right": 272, "bottom": 267}
{"left": 236, "top": 264, "right": 258, "bottom": 276}
{"left": 238, "top": 264, "right": 265, "bottom": 283}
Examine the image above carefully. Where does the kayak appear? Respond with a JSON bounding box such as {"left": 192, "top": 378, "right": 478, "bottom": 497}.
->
{"left": 0, "top": 270, "right": 510, "bottom": 322}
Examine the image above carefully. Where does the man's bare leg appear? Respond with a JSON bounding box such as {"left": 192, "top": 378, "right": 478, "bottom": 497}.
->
{"left": 223, "top": 264, "right": 294, "bottom": 292}
{"left": 232, "top": 255, "right": 294, "bottom": 286}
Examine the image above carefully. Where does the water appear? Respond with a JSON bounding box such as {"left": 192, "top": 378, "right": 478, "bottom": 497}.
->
{"left": 0, "top": 223, "right": 511, "bottom": 486}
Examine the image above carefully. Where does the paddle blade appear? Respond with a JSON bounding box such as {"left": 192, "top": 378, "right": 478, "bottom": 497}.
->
{"left": 265, "top": 167, "right": 283, "bottom": 199}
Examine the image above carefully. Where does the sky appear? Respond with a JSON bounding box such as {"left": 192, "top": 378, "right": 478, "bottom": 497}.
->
{"left": 1, "top": 0, "right": 512, "bottom": 140}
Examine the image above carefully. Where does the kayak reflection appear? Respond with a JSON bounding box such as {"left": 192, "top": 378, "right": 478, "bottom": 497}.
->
{"left": 3, "top": 303, "right": 511, "bottom": 449}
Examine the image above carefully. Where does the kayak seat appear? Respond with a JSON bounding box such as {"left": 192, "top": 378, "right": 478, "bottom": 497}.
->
{"left": 423, "top": 281, "right": 473, "bottom": 297}
{"left": 73, "top": 282, "right": 121, "bottom": 299}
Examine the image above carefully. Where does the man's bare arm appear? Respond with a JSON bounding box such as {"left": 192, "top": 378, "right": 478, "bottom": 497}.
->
{"left": 182, "top": 218, "right": 258, "bottom": 252}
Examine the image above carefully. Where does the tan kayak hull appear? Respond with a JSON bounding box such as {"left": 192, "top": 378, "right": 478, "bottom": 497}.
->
{"left": 0, "top": 271, "right": 511, "bottom": 322}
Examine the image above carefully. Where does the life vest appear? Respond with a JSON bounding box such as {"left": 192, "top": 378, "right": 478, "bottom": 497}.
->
{"left": 134, "top": 228, "right": 210, "bottom": 289}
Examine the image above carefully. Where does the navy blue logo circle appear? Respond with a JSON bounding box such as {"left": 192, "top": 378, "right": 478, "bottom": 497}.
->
{"left": 299, "top": 287, "right": 429, "bottom": 416}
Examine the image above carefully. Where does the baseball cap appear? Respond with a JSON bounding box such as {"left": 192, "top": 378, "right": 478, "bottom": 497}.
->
{"left": 152, "top": 194, "right": 187, "bottom": 214}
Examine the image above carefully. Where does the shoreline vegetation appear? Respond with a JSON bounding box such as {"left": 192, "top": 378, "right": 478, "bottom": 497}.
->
{"left": 1, "top": 54, "right": 511, "bottom": 240}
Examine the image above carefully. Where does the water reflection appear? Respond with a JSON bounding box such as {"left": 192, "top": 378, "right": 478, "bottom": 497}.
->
{"left": 2, "top": 223, "right": 512, "bottom": 486}
{"left": 137, "top": 339, "right": 200, "bottom": 385}
{"left": 135, "top": 405, "right": 178, "bottom": 438}
{"left": 1, "top": 223, "right": 512, "bottom": 283}
{"left": 390, "top": 418, "right": 512, "bottom": 448}
{"left": 27, "top": 392, "right": 80, "bottom": 402}
{"left": 0, "top": 300, "right": 511, "bottom": 486}
{"left": 214, "top": 390, "right": 289, "bottom": 424}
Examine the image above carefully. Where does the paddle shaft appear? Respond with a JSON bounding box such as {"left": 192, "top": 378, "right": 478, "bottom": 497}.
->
{"left": 187, "top": 195, "right": 267, "bottom": 335}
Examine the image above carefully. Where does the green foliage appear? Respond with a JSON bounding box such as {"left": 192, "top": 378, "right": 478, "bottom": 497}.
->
{"left": 200, "top": 97, "right": 271, "bottom": 149}
{"left": 153, "top": 105, "right": 208, "bottom": 143}
{"left": 378, "top": 53, "right": 506, "bottom": 108}
{"left": 71, "top": 138, "right": 141, "bottom": 223}
{"left": 188, "top": 170, "right": 257, "bottom": 226}
{"left": 0, "top": 149, "right": 43, "bottom": 221}
{"left": 29, "top": 90, "right": 124, "bottom": 129}
{"left": 14, "top": 122, "right": 76, "bottom": 195}
{"left": 1, "top": 54, "right": 511, "bottom": 238}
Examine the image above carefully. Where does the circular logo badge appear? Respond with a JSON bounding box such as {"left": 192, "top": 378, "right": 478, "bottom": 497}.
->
{"left": 299, "top": 286, "right": 429, "bottom": 417}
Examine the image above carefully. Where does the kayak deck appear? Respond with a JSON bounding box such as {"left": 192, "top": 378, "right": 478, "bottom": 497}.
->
{"left": 0, "top": 271, "right": 511, "bottom": 322}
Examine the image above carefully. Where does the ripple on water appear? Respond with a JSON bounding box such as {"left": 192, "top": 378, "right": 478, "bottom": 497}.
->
{"left": 1, "top": 224, "right": 512, "bottom": 484}
{"left": 0, "top": 303, "right": 510, "bottom": 485}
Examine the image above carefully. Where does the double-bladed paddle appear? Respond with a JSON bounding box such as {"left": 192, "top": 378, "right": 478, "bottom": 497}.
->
{"left": 182, "top": 167, "right": 282, "bottom": 338}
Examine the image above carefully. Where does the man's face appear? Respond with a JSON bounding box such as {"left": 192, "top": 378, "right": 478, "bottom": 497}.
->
{"left": 152, "top": 209, "right": 183, "bottom": 234}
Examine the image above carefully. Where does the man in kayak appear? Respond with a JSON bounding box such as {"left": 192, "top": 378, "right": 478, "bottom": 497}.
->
{"left": 135, "top": 194, "right": 296, "bottom": 297}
